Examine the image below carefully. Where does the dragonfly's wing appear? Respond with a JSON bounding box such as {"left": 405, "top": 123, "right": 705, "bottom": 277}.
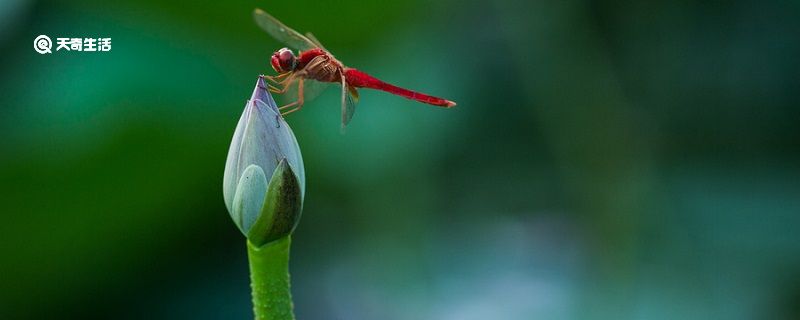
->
{"left": 253, "top": 8, "right": 318, "bottom": 51}
{"left": 345, "top": 89, "right": 357, "bottom": 125}
{"left": 347, "top": 85, "right": 360, "bottom": 103}
{"left": 282, "top": 78, "right": 330, "bottom": 105}
{"left": 305, "top": 32, "right": 328, "bottom": 51}
{"left": 341, "top": 74, "right": 358, "bottom": 127}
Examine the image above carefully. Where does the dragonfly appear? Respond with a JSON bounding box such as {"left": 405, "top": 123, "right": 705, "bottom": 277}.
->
{"left": 253, "top": 8, "right": 456, "bottom": 127}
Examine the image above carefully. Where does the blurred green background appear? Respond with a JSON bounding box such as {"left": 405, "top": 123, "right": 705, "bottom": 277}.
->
{"left": 1, "top": 0, "right": 799, "bottom": 319}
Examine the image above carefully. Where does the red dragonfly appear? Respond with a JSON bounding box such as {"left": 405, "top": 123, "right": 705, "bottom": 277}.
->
{"left": 253, "top": 8, "right": 456, "bottom": 127}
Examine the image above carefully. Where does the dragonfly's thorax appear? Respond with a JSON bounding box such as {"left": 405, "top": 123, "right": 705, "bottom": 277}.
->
{"left": 296, "top": 48, "right": 327, "bottom": 67}
{"left": 296, "top": 48, "right": 343, "bottom": 83}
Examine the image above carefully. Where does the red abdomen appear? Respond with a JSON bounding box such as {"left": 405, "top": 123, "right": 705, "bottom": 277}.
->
{"left": 344, "top": 69, "right": 456, "bottom": 108}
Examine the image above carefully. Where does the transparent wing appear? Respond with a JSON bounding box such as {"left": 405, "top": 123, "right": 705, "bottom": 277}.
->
{"left": 253, "top": 8, "right": 318, "bottom": 51}
{"left": 305, "top": 32, "right": 328, "bottom": 51}
{"left": 344, "top": 88, "right": 358, "bottom": 125}
{"left": 347, "top": 85, "right": 360, "bottom": 103}
{"left": 281, "top": 78, "right": 330, "bottom": 105}
{"left": 341, "top": 74, "right": 359, "bottom": 127}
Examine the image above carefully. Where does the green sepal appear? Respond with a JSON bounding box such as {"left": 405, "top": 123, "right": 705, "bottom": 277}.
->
{"left": 247, "top": 158, "right": 303, "bottom": 246}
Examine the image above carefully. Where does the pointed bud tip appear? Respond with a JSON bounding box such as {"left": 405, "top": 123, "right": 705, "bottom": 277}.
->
{"left": 251, "top": 76, "right": 273, "bottom": 109}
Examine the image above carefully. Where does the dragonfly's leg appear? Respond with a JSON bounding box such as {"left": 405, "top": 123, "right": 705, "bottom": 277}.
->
{"left": 281, "top": 105, "right": 303, "bottom": 116}
{"left": 270, "top": 76, "right": 298, "bottom": 94}
{"left": 261, "top": 72, "right": 291, "bottom": 86}
{"left": 276, "top": 77, "right": 295, "bottom": 88}
{"left": 268, "top": 84, "right": 286, "bottom": 93}
{"left": 269, "top": 83, "right": 293, "bottom": 94}
{"left": 259, "top": 75, "right": 290, "bottom": 93}
{"left": 265, "top": 77, "right": 282, "bottom": 86}
{"left": 278, "top": 101, "right": 298, "bottom": 111}
{"left": 278, "top": 81, "right": 304, "bottom": 115}
{"left": 264, "top": 73, "right": 292, "bottom": 86}
{"left": 264, "top": 74, "right": 281, "bottom": 82}
{"left": 280, "top": 79, "right": 305, "bottom": 116}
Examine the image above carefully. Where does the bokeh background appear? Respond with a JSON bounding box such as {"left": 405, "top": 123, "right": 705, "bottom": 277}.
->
{"left": 1, "top": 0, "right": 799, "bottom": 319}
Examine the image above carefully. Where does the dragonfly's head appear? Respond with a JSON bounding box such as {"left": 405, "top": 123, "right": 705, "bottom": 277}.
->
{"left": 270, "top": 47, "right": 297, "bottom": 74}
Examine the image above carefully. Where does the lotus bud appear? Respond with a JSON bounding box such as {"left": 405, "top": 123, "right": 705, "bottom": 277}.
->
{"left": 223, "top": 76, "right": 305, "bottom": 246}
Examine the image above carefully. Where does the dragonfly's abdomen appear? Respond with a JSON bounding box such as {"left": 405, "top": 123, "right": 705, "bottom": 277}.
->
{"left": 344, "top": 69, "right": 456, "bottom": 108}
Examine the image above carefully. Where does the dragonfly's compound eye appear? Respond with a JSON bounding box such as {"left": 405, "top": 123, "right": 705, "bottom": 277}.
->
{"left": 270, "top": 47, "right": 297, "bottom": 73}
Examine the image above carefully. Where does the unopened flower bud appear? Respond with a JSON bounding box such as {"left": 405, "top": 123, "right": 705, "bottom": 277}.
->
{"left": 223, "top": 77, "right": 305, "bottom": 246}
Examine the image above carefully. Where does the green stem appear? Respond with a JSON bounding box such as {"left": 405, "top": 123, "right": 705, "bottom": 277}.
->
{"left": 247, "top": 236, "right": 295, "bottom": 320}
